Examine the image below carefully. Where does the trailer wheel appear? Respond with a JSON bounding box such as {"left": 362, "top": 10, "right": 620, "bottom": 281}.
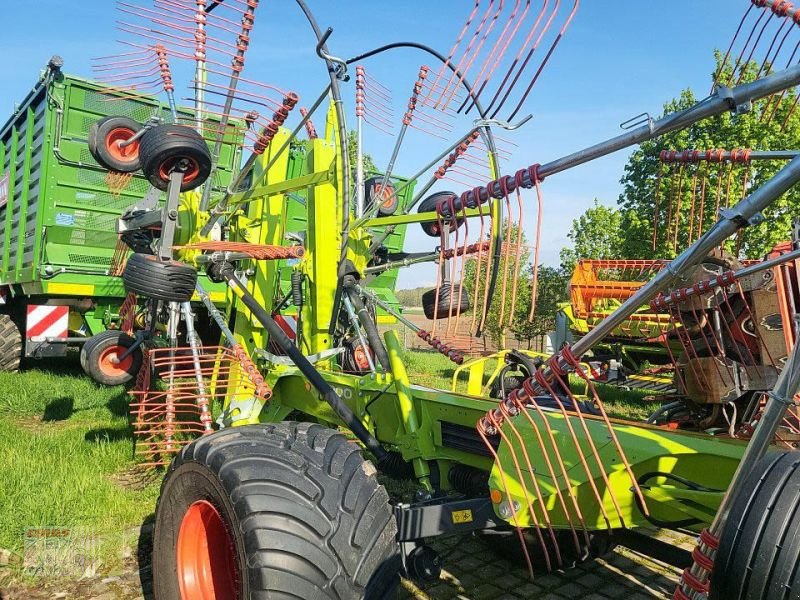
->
{"left": 123, "top": 253, "right": 197, "bottom": 302}
{"left": 0, "top": 314, "right": 22, "bottom": 372}
{"left": 710, "top": 451, "right": 800, "bottom": 600}
{"left": 81, "top": 330, "right": 142, "bottom": 386}
{"left": 88, "top": 116, "right": 142, "bottom": 173}
{"left": 152, "top": 422, "right": 400, "bottom": 600}
{"left": 139, "top": 124, "right": 212, "bottom": 192}
{"left": 422, "top": 285, "right": 470, "bottom": 320}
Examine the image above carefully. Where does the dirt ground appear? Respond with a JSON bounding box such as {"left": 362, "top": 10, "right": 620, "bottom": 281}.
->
{"left": 0, "top": 523, "right": 693, "bottom": 600}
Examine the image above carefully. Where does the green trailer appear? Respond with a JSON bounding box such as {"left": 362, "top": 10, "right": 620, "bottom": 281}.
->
{"left": 0, "top": 57, "right": 236, "bottom": 377}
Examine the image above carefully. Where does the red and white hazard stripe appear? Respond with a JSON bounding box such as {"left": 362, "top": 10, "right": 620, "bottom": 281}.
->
{"left": 0, "top": 287, "right": 7, "bottom": 306}
{"left": 26, "top": 305, "right": 69, "bottom": 342}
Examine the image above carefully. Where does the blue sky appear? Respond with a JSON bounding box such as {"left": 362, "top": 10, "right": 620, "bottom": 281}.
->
{"left": 0, "top": 1, "right": 746, "bottom": 288}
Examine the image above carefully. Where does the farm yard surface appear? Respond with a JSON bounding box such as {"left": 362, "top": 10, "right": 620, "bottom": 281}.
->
{"left": 0, "top": 354, "right": 687, "bottom": 600}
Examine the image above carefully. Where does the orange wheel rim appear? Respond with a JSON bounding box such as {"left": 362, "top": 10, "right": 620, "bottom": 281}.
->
{"left": 97, "top": 345, "right": 134, "bottom": 377}
{"left": 105, "top": 128, "right": 140, "bottom": 164}
{"left": 159, "top": 157, "right": 201, "bottom": 185}
{"left": 177, "top": 500, "right": 239, "bottom": 600}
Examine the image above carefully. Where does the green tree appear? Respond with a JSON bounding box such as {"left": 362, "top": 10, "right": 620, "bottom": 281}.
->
{"left": 512, "top": 265, "right": 569, "bottom": 348}
{"left": 617, "top": 54, "right": 800, "bottom": 260}
{"left": 347, "top": 130, "right": 377, "bottom": 183}
{"left": 559, "top": 199, "right": 624, "bottom": 273}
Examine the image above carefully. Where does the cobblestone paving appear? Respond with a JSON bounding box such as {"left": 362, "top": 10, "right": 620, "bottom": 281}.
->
{"left": 1, "top": 528, "right": 693, "bottom": 599}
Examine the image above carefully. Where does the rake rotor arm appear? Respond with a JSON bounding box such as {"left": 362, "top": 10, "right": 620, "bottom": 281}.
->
{"left": 481, "top": 151, "right": 800, "bottom": 436}
{"left": 440, "top": 62, "right": 800, "bottom": 217}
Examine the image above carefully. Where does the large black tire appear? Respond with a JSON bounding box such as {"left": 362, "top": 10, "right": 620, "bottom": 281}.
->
{"left": 139, "top": 124, "right": 212, "bottom": 192}
{"left": 80, "top": 330, "right": 142, "bottom": 386}
{"left": 88, "top": 116, "right": 142, "bottom": 173}
{"left": 710, "top": 451, "right": 800, "bottom": 600}
{"left": 123, "top": 253, "right": 197, "bottom": 302}
{"left": 152, "top": 422, "right": 400, "bottom": 600}
{"left": 0, "top": 313, "right": 22, "bottom": 372}
{"left": 422, "top": 285, "right": 470, "bottom": 320}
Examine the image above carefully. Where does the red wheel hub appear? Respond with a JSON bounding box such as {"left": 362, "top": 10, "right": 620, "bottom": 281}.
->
{"left": 159, "top": 157, "right": 201, "bottom": 185}
{"left": 105, "top": 127, "right": 140, "bottom": 164}
{"left": 177, "top": 500, "right": 240, "bottom": 600}
{"left": 97, "top": 345, "right": 134, "bottom": 377}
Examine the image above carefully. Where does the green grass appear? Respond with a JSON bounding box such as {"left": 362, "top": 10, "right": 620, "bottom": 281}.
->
{"left": 0, "top": 356, "right": 160, "bottom": 573}
{"left": 403, "top": 348, "right": 661, "bottom": 421}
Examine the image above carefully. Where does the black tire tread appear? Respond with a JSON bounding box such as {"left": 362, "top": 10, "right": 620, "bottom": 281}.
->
{"left": 0, "top": 314, "right": 22, "bottom": 372}
{"left": 122, "top": 253, "right": 197, "bottom": 302}
{"left": 154, "top": 422, "right": 399, "bottom": 599}
{"left": 711, "top": 451, "right": 800, "bottom": 600}
{"left": 422, "top": 285, "right": 470, "bottom": 320}
{"left": 138, "top": 124, "right": 212, "bottom": 192}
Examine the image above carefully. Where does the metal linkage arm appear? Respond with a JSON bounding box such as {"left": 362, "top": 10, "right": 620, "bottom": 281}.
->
{"left": 480, "top": 152, "right": 800, "bottom": 435}
{"left": 438, "top": 63, "right": 800, "bottom": 217}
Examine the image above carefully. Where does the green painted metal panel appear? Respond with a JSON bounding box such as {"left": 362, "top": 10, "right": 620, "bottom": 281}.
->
{"left": 0, "top": 71, "right": 238, "bottom": 302}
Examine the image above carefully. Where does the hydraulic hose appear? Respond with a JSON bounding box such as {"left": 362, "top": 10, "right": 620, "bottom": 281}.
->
{"left": 345, "top": 285, "right": 391, "bottom": 371}
{"left": 219, "top": 263, "right": 388, "bottom": 463}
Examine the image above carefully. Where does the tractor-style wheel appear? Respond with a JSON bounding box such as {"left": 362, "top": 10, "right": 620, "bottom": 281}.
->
{"left": 152, "top": 422, "right": 401, "bottom": 600}
{"left": 417, "top": 191, "right": 465, "bottom": 237}
{"left": 139, "top": 124, "right": 212, "bottom": 192}
{"left": 0, "top": 313, "right": 22, "bottom": 372}
{"left": 88, "top": 116, "right": 142, "bottom": 173}
{"left": 365, "top": 177, "right": 399, "bottom": 216}
{"left": 122, "top": 253, "right": 197, "bottom": 302}
{"left": 710, "top": 451, "right": 800, "bottom": 599}
{"left": 422, "top": 285, "right": 470, "bottom": 320}
{"left": 81, "top": 330, "right": 142, "bottom": 386}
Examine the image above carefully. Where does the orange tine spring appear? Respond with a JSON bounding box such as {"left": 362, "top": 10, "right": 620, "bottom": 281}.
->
{"left": 563, "top": 351, "right": 650, "bottom": 517}
{"left": 488, "top": 408, "right": 555, "bottom": 573}
{"left": 736, "top": 11, "right": 778, "bottom": 86}
{"left": 535, "top": 370, "right": 615, "bottom": 530}
{"left": 477, "top": 417, "right": 536, "bottom": 580}
{"left": 461, "top": 0, "right": 525, "bottom": 112}
{"left": 727, "top": 9, "right": 771, "bottom": 86}
{"left": 477, "top": 202, "right": 498, "bottom": 336}
{"left": 484, "top": 0, "right": 558, "bottom": 117}
{"left": 507, "top": 187, "right": 526, "bottom": 323}
{"left": 439, "top": 0, "right": 504, "bottom": 112}
{"left": 714, "top": 3, "right": 756, "bottom": 90}
{"left": 687, "top": 168, "right": 699, "bottom": 244}
{"left": 450, "top": 202, "right": 472, "bottom": 337}
{"left": 445, "top": 197, "right": 465, "bottom": 336}
{"left": 548, "top": 370, "right": 629, "bottom": 527}
{"left": 496, "top": 400, "right": 566, "bottom": 568}
{"left": 423, "top": 0, "right": 482, "bottom": 107}
{"left": 435, "top": 0, "right": 497, "bottom": 110}
{"left": 511, "top": 390, "right": 592, "bottom": 549}
{"left": 653, "top": 164, "right": 663, "bottom": 250}
{"left": 507, "top": 0, "right": 581, "bottom": 122}
{"left": 672, "top": 163, "right": 686, "bottom": 254}
{"left": 528, "top": 174, "right": 544, "bottom": 322}
{"left": 431, "top": 212, "right": 449, "bottom": 336}
{"left": 497, "top": 184, "right": 514, "bottom": 329}
{"left": 696, "top": 164, "right": 708, "bottom": 243}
